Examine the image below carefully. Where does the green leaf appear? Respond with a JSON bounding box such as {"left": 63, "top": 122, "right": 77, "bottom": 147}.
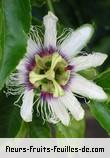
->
{"left": 95, "top": 68, "right": 110, "bottom": 94}
{"left": 0, "top": 90, "right": 22, "bottom": 137}
{"left": 89, "top": 101, "right": 110, "bottom": 134}
{"left": 29, "top": 114, "right": 51, "bottom": 138}
{"left": 0, "top": 0, "right": 31, "bottom": 90}
{"left": 16, "top": 121, "right": 29, "bottom": 138}
{"left": 31, "top": 0, "right": 46, "bottom": 7}
{"left": 55, "top": 117, "right": 85, "bottom": 138}
{"left": 0, "top": 6, "right": 2, "bottom": 61}
{"left": 94, "top": 37, "right": 110, "bottom": 53}
{"left": 79, "top": 68, "right": 98, "bottom": 80}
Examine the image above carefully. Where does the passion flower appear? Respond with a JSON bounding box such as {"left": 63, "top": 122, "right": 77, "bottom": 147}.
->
{"left": 6, "top": 12, "right": 108, "bottom": 125}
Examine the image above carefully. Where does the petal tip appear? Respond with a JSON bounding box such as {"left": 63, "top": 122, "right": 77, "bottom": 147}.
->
{"left": 93, "top": 52, "right": 108, "bottom": 65}
{"left": 100, "top": 53, "right": 108, "bottom": 63}
{"left": 20, "top": 111, "right": 32, "bottom": 122}
{"left": 62, "top": 117, "right": 70, "bottom": 126}
{"left": 97, "top": 91, "right": 108, "bottom": 101}
{"left": 20, "top": 90, "right": 34, "bottom": 123}
{"left": 75, "top": 109, "right": 85, "bottom": 121}
{"left": 43, "top": 11, "right": 58, "bottom": 22}
{"left": 90, "top": 86, "right": 108, "bottom": 101}
{"left": 79, "top": 24, "right": 94, "bottom": 39}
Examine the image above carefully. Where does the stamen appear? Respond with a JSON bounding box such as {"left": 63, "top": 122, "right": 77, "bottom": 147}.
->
{"left": 52, "top": 79, "right": 64, "bottom": 97}
{"left": 29, "top": 71, "right": 46, "bottom": 84}
{"left": 45, "top": 69, "right": 55, "bottom": 80}
{"left": 51, "top": 53, "right": 62, "bottom": 70}
{"left": 35, "top": 55, "right": 45, "bottom": 69}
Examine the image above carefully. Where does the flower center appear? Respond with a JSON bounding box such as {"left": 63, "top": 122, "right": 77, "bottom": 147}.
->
{"left": 29, "top": 52, "right": 72, "bottom": 97}
{"left": 45, "top": 69, "right": 55, "bottom": 80}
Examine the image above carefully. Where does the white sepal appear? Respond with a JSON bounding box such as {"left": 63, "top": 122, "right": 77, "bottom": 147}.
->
{"left": 48, "top": 98, "right": 70, "bottom": 126}
{"left": 60, "top": 24, "right": 94, "bottom": 57}
{"left": 72, "top": 52, "right": 108, "bottom": 72}
{"left": 71, "top": 74, "right": 107, "bottom": 100}
{"left": 20, "top": 89, "right": 34, "bottom": 122}
{"left": 17, "top": 38, "right": 39, "bottom": 71}
{"left": 59, "top": 91, "right": 84, "bottom": 121}
{"left": 27, "top": 38, "right": 39, "bottom": 56}
{"left": 43, "top": 11, "right": 58, "bottom": 48}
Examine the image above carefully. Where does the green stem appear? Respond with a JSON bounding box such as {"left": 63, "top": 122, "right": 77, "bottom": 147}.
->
{"left": 16, "top": 121, "right": 29, "bottom": 138}
{"left": 46, "top": 0, "right": 55, "bottom": 13}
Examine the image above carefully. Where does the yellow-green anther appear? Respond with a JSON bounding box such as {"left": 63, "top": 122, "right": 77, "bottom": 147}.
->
{"left": 45, "top": 69, "right": 55, "bottom": 80}
{"left": 29, "top": 71, "right": 46, "bottom": 84}
{"left": 29, "top": 52, "right": 68, "bottom": 97}
{"left": 35, "top": 55, "right": 45, "bottom": 69}
{"left": 30, "top": 69, "right": 55, "bottom": 84}
{"left": 51, "top": 53, "right": 62, "bottom": 70}
{"left": 52, "top": 79, "right": 64, "bottom": 97}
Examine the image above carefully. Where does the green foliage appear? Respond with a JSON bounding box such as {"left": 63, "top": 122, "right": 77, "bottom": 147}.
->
{"left": 0, "top": 0, "right": 31, "bottom": 90}
{"left": 89, "top": 101, "right": 110, "bottom": 134}
{"left": 56, "top": 117, "right": 85, "bottom": 137}
{"left": 95, "top": 68, "right": 110, "bottom": 94}
{"left": 79, "top": 68, "right": 98, "bottom": 80}
{"left": 94, "top": 37, "right": 110, "bottom": 53}
{"left": 31, "top": 0, "right": 46, "bottom": 7}
{"left": 16, "top": 121, "right": 29, "bottom": 138}
{"left": 0, "top": 4, "right": 2, "bottom": 61}
{"left": 28, "top": 114, "right": 51, "bottom": 138}
{"left": 16, "top": 117, "right": 51, "bottom": 138}
{"left": 0, "top": 90, "right": 22, "bottom": 137}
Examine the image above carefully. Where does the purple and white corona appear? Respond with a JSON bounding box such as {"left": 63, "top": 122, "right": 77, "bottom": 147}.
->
{"left": 7, "top": 12, "right": 108, "bottom": 125}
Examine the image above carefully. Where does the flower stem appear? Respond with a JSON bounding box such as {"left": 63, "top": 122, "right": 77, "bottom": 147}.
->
{"left": 15, "top": 121, "right": 29, "bottom": 138}
{"left": 46, "top": 0, "right": 55, "bottom": 13}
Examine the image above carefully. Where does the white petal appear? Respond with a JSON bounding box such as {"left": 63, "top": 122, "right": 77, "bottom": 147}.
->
{"left": 27, "top": 38, "right": 39, "bottom": 56}
{"left": 17, "top": 38, "right": 39, "bottom": 71}
{"left": 43, "top": 11, "right": 58, "bottom": 48}
{"left": 72, "top": 53, "right": 108, "bottom": 72}
{"left": 16, "top": 60, "right": 26, "bottom": 71}
{"left": 48, "top": 98, "right": 70, "bottom": 125}
{"left": 59, "top": 91, "right": 84, "bottom": 121}
{"left": 60, "top": 24, "right": 94, "bottom": 57}
{"left": 71, "top": 74, "right": 107, "bottom": 100}
{"left": 20, "top": 90, "right": 34, "bottom": 122}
